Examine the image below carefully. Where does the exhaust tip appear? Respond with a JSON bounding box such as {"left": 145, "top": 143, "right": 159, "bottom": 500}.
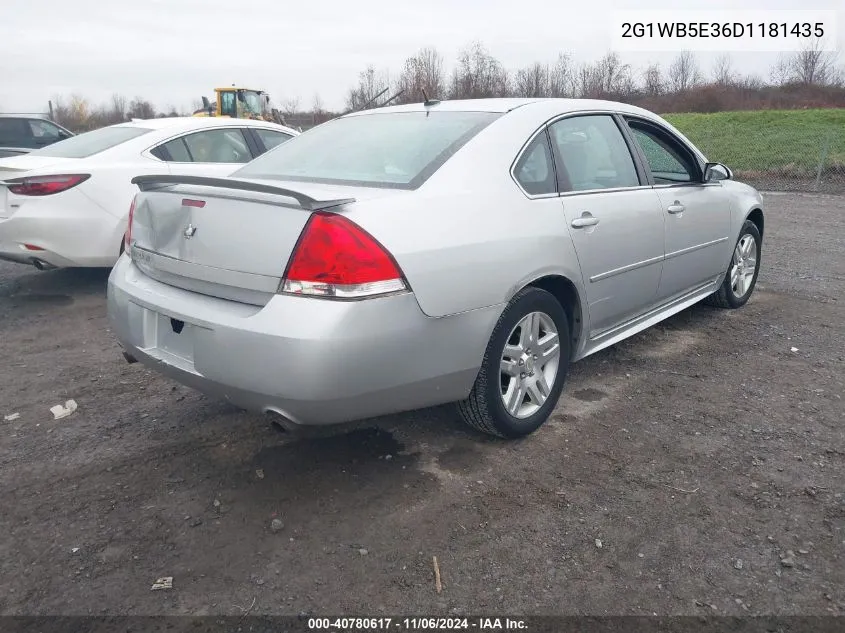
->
{"left": 31, "top": 258, "right": 56, "bottom": 271}
{"left": 264, "top": 409, "right": 301, "bottom": 434}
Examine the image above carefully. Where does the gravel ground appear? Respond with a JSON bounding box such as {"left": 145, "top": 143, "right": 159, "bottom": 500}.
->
{"left": 0, "top": 192, "right": 843, "bottom": 617}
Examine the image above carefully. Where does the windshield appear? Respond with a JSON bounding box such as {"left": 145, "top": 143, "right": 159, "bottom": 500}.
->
{"left": 30, "top": 126, "right": 152, "bottom": 158}
{"left": 232, "top": 111, "right": 501, "bottom": 189}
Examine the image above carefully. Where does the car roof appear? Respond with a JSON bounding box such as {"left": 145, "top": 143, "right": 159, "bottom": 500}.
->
{"left": 350, "top": 97, "right": 659, "bottom": 119}
{"left": 111, "top": 116, "right": 299, "bottom": 135}
{"left": 0, "top": 113, "right": 52, "bottom": 119}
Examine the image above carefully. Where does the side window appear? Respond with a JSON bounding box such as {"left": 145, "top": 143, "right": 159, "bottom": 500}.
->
{"left": 182, "top": 128, "right": 252, "bottom": 163}
{"left": 151, "top": 137, "right": 192, "bottom": 162}
{"left": 0, "top": 118, "right": 32, "bottom": 147}
{"left": 548, "top": 115, "right": 640, "bottom": 192}
{"left": 514, "top": 132, "right": 556, "bottom": 195}
{"left": 28, "top": 120, "right": 63, "bottom": 142}
{"left": 253, "top": 128, "right": 293, "bottom": 151}
{"left": 627, "top": 121, "right": 698, "bottom": 185}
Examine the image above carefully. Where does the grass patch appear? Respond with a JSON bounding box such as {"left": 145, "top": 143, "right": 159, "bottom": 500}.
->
{"left": 664, "top": 109, "right": 845, "bottom": 177}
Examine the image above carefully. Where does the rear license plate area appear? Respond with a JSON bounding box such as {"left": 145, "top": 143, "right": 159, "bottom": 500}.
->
{"left": 154, "top": 313, "right": 195, "bottom": 362}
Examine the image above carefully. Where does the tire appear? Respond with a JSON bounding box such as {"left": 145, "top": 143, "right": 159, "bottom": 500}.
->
{"left": 458, "top": 287, "right": 571, "bottom": 439}
{"left": 704, "top": 219, "right": 762, "bottom": 309}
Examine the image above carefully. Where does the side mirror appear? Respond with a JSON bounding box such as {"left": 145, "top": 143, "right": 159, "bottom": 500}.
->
{"left": 703, "top": 162, "right": 732, "bottom": 182}
{"left": 57, "top": 130, "right": 71, "bottom": 140}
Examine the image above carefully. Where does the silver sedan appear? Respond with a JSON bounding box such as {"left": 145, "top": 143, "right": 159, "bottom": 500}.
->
{"left": 107, "top": 98, "right": 764, "bottom": 438}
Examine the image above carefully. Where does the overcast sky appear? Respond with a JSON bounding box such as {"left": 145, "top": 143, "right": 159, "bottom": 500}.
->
{"left": 1, "top": 0, "right": 842, "bottom": 114}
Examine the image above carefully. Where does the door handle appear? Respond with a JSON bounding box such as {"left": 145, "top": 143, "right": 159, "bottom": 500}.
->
{"left": 667, "top": 203, "right": 686, "bottom": 214}
{"left": 571, "top": 214, "right": 600, "bottom": 228}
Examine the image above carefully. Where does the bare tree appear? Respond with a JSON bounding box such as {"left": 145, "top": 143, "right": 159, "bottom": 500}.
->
{"left": 738, "top": 73, "right": 764, "bottom": 90}
{"left": 127, "top": 97, "right": 156, "bottom": 120}
{"left": 598, "top": 52, "right": 634, "bottom": 97}
{"left": 668, "top": 51, "right": 702, "bottom": 92}
{"left": 574, "top": 53, "right": 632, "bottom": 98}
{"left": 281, "top": 97, "right": 300, "bottom": 118}
{"left": 712, "top": 54, "right": 736, "bottom": 86}
{"left": 396, "top": 47, "right": 446, "bottom": 103}
{"left": 108, "top": 94, "right": 127, "bottom": 123}
{"left": 311, "top": 93, "right": 324, "bottom": 116}
{"left": 548, "top": 53, "right": 575, "bottom": 97}
{"left": 575, "top": 62, "right": 600, "bottom": 98}
{"left": 642, "top": 63, "right": 665, "bottom": 96}
{"left": 773, "top": 38, "right": 843, "bottom": 86}
{"left": 345, "top": 65, "right": 390, "bottom": 111}
{"left": 448, "top": 42, "right": 510, "bottom": 99}
{"left": 51, "top": 94, "right": 94, "bottom": 131}
{"left": 513, "top": 62, "right": 550, "bottom": 98}
{"left": 769, "top": 55, "right": 792, "bottom": 86}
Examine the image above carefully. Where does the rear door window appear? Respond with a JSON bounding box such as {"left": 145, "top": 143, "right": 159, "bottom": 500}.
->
{"left": 548, "top": 115, "right": 640, "bottom": 192}
{"left": 182, "top": 129, "right": 252, "bottom": 163}
{"left": 151, "top": 128, "right": 253, "bottom": 163}
{"left": 150, "top": 137, "right": 192, "bottom": 162}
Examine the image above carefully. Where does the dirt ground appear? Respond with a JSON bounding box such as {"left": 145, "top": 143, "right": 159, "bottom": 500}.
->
{"left": 0, "top": 192, "right": 843, "bottom": 617}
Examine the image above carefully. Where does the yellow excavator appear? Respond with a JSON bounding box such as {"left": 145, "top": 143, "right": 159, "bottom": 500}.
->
{"left": 192, "top": 86, "right": 286, "bottom": 125}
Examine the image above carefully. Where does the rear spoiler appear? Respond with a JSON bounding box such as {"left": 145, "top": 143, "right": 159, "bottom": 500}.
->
{"left": 131, "top": 175, "right": 355, "bottom": 211}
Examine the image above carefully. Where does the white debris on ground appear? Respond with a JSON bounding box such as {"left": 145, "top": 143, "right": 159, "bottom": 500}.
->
{"left": 4, "top": 412, "right": 20, "bottom": 421}
{"left": 151, "top": 577, "right": 173, "bottom": 591}
{"left": 50, "top": 400, "right": 78, "bottom": 420}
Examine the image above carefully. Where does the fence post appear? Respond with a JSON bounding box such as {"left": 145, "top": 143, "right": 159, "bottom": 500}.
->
{"left": 48, "top": 100, "right": 54, "bottom": 121}
{"left": 814, "top": 135, "right": 831, "bottom": 192}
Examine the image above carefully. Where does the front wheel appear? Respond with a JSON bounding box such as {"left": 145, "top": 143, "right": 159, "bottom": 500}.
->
{"left": 705, "top": 219, "right": 762, "bottom": 309}
{"left": 458, "top": 287, "right": 571, "bottom": 439}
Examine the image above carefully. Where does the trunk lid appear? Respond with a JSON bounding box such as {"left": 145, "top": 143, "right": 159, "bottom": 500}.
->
{"left": 0, "top": 154, "right": 80, "bottom": 177}
{"left": 128, "top": 176, "right": 395, "bottom": 305}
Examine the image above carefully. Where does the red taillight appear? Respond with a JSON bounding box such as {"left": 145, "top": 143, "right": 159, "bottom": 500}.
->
{"left": 281, "top": 212, "right": 407, "bottom": 299}
{"left": 7, "top": 174, "right": 90, "bottom": 196}
{"left": 124, "top": 195, "right": 137, "bottom": 253}
{"left": 182, "top": 198, "right": 206, "bottom": 208}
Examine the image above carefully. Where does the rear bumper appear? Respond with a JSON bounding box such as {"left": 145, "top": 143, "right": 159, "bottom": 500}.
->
{"left": 0, "top": 191, "right": 121, "bottom": 268}
{"left": 107, "top": 256, "right": 502, "bottom": 426}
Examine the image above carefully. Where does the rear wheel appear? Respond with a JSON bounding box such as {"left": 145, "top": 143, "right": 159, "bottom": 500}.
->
{"left": 458, "top": 287, "right": 571, "bottom": 439}
{"left": 704, "top": 220, "right": 761, "bottom": 309}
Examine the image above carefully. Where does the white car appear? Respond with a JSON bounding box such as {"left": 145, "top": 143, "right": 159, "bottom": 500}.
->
{"left": 0, "top": 117, "right": 299, "bottom": 269}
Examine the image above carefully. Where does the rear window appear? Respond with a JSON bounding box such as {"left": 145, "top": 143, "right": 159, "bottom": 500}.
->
{"left": 232, "top": 111, "right": 501, "bottom": 189}
{"left": 30, "top": 126, "right": 152, "bottom": 158}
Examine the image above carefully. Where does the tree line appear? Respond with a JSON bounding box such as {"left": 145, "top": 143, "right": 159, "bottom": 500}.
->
{"left": 23, "top": 40, "right": 845, "bottom": 133}
{"left": 346, "top": 40, "right": 845, "bottom": 111}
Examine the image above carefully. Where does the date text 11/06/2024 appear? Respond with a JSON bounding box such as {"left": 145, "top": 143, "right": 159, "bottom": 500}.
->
{"left": 307, "top": 617, "right": 528, "bottom": 630}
